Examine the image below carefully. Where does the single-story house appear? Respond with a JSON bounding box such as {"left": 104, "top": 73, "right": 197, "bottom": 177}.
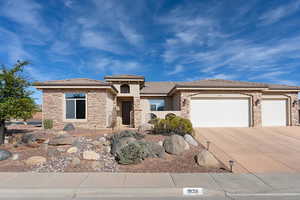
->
{"left": 34, "top": 75, "right": 300, "bottom": 129}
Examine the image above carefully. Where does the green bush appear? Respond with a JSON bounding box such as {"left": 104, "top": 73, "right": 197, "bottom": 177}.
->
{"left": 153, "top": 116, "right": 194, "bottom": 136}
{"left": 116, "top": 141, "right": 148, "bottom": 165}
{"left": 43, "top": 119, "right": 53, "bottom": 129}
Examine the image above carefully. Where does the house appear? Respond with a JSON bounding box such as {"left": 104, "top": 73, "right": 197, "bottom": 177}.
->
{"left": 34, "top": 75, "right": 300, "bottom": 129}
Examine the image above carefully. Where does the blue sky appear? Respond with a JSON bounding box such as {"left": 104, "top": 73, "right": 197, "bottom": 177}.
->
{"left": 1, "top": 0, "right": 300, "bottom": 104}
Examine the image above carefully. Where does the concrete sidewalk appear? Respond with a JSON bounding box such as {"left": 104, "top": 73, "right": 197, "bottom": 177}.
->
{"left": 0, "top": 172, "right": 300, "bottom": 199}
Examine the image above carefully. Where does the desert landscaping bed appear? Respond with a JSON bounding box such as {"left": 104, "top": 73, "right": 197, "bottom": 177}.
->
{"left": 0, "top": 124, "right": 229, "bottom": 173}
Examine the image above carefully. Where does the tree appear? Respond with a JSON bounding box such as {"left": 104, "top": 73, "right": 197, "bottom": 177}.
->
{"left": 0, "top": 61, "right": 37, "bottom": 144}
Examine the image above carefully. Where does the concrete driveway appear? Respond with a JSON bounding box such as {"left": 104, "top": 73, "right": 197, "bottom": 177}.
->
{"left": 195, "top": 127, "right": 300, "bottom": 173}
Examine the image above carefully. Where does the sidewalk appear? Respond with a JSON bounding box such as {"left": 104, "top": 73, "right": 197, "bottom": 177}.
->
{"left": 0, "top": 172, "right": 300, "bottom": 199}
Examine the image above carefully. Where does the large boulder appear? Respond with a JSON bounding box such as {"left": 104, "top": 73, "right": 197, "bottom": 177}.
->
{"left": 25, "top": 156, "right": 47, "bottom": 166}
{"left": 196, "top": 149, "right": 221, "bottom": 168}
{"left": 83, "top": 151, "right": 100, "bottom": 160}
{"left": 184, "top": 134, "right": 198, "bottom": 147}
{"left": 63, "top": 123, "right": 75, "bottom": 131}
{"left": 111, "top": 136, "right": 136, "bottom": 155}
{"left": 137, "top": 123, "right": 154, "bottom": 134}
{"left": 147, "top": 142, "right": 165, "bottom": 158}
{"left": 163, "top": 135, "right": 189, "bottom": 155}
{"left": 0, "top": 149, "right": 12, "bottom": 161}
{"left": 49, "top": 135, "right": 75, "bottom": 146}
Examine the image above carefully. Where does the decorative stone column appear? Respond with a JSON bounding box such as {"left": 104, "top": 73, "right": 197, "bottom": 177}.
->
{"left": 180, "top": 92, "right": 190, "bottom": 119}
{"left": 133, "top": 97, "right": 142, "bottom": 128}
{"left": 251, "top": 92, "right": 262, "bottom": 127}
{"left": 288, "top": 93, "right": 299, "bottom": 126}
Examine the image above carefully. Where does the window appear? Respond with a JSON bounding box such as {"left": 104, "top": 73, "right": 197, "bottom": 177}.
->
{"left": 149, "top": 99, "right": 165, "bottom": 111}
{"left": 65, "top": 93, "right": 86, "bottom": 119}
{"left": 120, "top": 84, "right": 130, "bottom": 93}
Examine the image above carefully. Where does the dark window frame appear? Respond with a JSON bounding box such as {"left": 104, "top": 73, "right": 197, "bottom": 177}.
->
{"left": 120, "top": 84, "right": 130, "bottom": 93}
{"left": 65, "top": 93, "right": 86, "bottom": 119}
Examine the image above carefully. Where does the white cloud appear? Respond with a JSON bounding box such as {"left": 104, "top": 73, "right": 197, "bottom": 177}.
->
{"left": 80, "top": 30, "right": 124, "bottom": 54}
{"left": 0, "top": 28, "right": 31, "bottom": 63}
{"left": 260, "top": 0, "right": 300, "bottom": 25}
{"left": 119, "top": 23, "right": 144, "bottom": 46}
{"left": 50, "top": 41, "right": 74, "bottom": 55}
{"left": 209, "top": 73, "right": 237, "bottom": 80}
{"left": 167, "top": 65, "right": 184, "bottom": 75}
{"left": 0, "top": 0, "right": 49, "bottom": 34}
{"left": 89, "top": 57, "right": 141, "bottom": 74}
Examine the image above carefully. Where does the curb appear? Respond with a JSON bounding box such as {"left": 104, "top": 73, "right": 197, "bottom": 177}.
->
{"left": 0, "top": 188, "right": 225, "bottom": 198}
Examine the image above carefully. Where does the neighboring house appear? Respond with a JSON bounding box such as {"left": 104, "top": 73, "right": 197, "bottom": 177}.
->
{"left": 34, "top": 75, "right": 300, "bottom": 129}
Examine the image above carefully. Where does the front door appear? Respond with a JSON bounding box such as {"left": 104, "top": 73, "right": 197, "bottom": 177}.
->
{"left": 122, "top": 101, "right": 132, "bottom": 125}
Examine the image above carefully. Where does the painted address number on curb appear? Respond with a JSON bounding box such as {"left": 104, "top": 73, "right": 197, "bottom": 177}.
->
{"left": 183, "top": 188, "right": 204, "bottom": 196}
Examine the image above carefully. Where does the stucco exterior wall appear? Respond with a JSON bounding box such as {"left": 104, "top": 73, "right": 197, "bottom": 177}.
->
{"left": 42, "top": 89, "right": 109, "bottom": 129}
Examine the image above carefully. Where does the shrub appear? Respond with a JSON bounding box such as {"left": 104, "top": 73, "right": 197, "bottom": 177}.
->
{"left": 43, "top": 119, "right": 53, "bottom": 129}
{"left": 116, "top": 141, "right": 149, "bottom": 165}
{"left": 153, "top": 116, "right": 194, "bottom": 136}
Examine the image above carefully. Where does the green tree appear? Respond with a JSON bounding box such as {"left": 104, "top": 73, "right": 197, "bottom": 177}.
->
{"left": 0, "top": 61, "right": 37, "bottom": 144}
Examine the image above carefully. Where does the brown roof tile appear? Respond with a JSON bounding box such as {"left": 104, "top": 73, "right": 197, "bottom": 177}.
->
{"left": 34, "top": 78, "right": 111, "bottom": 86}
{"left": 104, "top": 74, "right": 145, "bottom": 79}
{"left": 140, "top": 82, "right": 176, "bottom": 94}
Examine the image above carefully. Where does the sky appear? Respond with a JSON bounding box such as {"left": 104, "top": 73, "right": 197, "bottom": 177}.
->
{"left": 1, "top": 0, "right": 300, "bottom": 104}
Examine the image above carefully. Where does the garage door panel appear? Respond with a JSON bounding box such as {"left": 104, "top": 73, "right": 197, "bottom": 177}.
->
{"left": 262, "top": 100, "right": 287, "bottom": 126}
{"left": 191, "top": 99, "right": 250, "bottom": 127}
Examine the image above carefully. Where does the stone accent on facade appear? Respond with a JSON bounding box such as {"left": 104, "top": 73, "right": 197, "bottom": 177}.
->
{"left": 245, "top": 92, "right": 262, "bottom": 127}
{"left": 285, "top": 93, "right": 299, "bottom": 126}
{"left": 133, "top": 97, "right": 142, "bottom": 128}
{"left": 42, "top": 89, "right": 110, "bottom": 130}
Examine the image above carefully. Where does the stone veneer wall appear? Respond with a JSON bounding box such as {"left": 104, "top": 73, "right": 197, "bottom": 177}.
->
{"left": 179, "top": 90, "right": 299, "bottom": 127}
{"left": 42, "top": 89, "right": 110, "bottom": 129}
{"left": 289, "top": 93, "right": 299, "bottom": 126}
{"left": 133, "top": 97, "right": 142, "bottom": 127}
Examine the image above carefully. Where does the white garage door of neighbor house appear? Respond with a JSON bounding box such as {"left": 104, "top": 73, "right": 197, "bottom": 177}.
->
{"left": 262, "top": 99, "right": 287, "bottom": 126}
{"left": 191, "top": 98, "right": 250, "bottom": 127}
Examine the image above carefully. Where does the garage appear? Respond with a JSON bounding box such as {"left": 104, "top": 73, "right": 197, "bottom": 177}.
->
{"left": 262, "top": 99, "right": 287, "bottom": 126}
{"left": 190, "top": 98, "right": 250, "bottom": 127}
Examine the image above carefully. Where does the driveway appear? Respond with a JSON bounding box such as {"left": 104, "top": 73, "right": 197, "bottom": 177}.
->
{"left": 195, "top": 127, "right": 300, "bottom": 173}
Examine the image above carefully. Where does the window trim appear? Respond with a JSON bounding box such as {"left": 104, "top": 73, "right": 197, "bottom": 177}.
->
{"left": 120, "top": 84, "right": 130, "bottom": 94}
{"left": 149, "top": 99, "right": 165, "bottom": 111}
{"left": 63, "top": 92, "right": 87, "bottom": 122}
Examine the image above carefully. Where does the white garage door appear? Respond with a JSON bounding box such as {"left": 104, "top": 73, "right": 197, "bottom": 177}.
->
{"left": 191, "top": 98, "right": 250, "bottom": 127}
{"left": 262, "top": 99, "right": 287, "bottom": 126}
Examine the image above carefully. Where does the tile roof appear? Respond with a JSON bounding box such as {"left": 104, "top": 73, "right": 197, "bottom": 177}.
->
{"left": 140, "top": 82, "right": 176, "bottom": 94}
{"left": 104, "top": 74, "right": 145, "bottom": 79}
{"left": 34, "top": 78, "right": 111, "bottom": 86}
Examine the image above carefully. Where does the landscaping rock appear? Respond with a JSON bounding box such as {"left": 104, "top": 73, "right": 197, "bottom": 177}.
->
{"left": 157, "top": 141, "right": 163, "bottom": 146}
{"left": 49, "top": 135, "right": 75, "bottom": 146}
{"left": 70, "top": 157, "right": 81, "bottom": 167}
{"left": 57, "top": 147, "right": 65, "bottom": 153}
{"left": 21, "top": 133, "right": 36, "bottom": 144}
{"left": 148, "top": 142, "right": 165, "bottom": 158}
{"left": 63, "top": 123, "right": 75, "bottom": 131}
{"left": 137, "top": 123, "right": 154, "bottom": 134}
{"left": 184, "top": 134, "right": 198, "bottom": 146}
{"left": 11, "top": 154, "right": 19, "bottom": 161}
{"left": 111, "top": 136, "right": 136, "bottom": 155}
{"left": 25, "top": 156, "right": 47, "bottom": 166}
{"left": 163, "top": 135, "right": 188, "bottom": 155}
{"left": 67, "top": 146, "right": 78, "bottom": 154}
{"left": 90, "top": 161, "right": 104, "bottom": 170}
{"left": 83, "top": 151, "right": 100, "bottom": 160}
{"left": 0, "top": 149, "right": 12, "bottom": 161}
{"left": 196, "top": 149, "right": 221, "bottom": 168}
